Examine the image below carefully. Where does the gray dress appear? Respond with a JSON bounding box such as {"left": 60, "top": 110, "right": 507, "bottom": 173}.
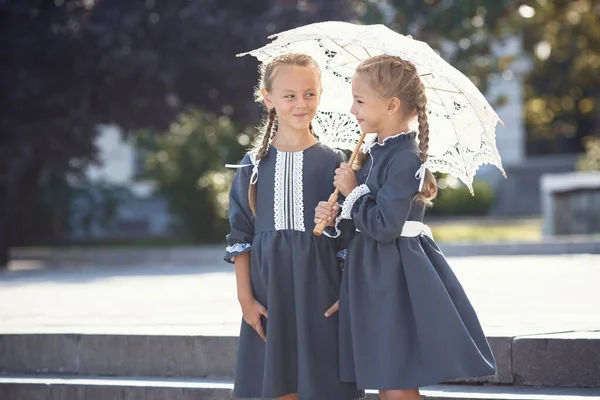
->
{"left": 224, "top": 143, "right": 362, "bottom": 400}
{"left": 338, "top": 132, "right": 496, "bottom": 390}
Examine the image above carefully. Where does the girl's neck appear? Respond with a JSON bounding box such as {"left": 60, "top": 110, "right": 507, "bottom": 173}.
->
{"left": 271, "top": 127, "right": 317, "bottom": 152}
{"left": 377, "top": 122, "right": 411, "bottom": 143}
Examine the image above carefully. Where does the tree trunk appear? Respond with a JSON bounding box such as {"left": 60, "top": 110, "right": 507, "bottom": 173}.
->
{"left": 12, "top": 162, "right": 42, "bottom": 247}
{"left": 0, "top": 160, "right": 18, "bottom": 269}
{"left": 0, "top": 159, "right": 32, "bottom": 268}
{"left": 0, "top": 176, "right": 9, "bottom": 269}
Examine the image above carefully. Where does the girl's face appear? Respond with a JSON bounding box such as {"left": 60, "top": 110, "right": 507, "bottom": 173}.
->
{"left": 262, "top": 65, "right": 321, "bottom": 133}
{"left": 350, "top": 74, "right": 391, "bottom": 134}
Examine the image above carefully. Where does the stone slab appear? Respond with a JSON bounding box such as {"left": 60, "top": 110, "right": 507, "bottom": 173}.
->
{"left": 2, "top": 334, "right": 510, "bottom": 381}
{"left": 2, "top": 333, "right": 600, "bottom": 388}
{"left": 0, "top": 334, "right": 237, "bottom": 379}
{"left": 513, "top": 333, "right": 600, "bottom": 387}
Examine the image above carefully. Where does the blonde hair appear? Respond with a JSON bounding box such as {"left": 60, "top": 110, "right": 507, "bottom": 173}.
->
{"left": 353, "top": 55, "right": 437, "bottom": 205}
{"left": 248, "top": 53, "right": 321, "bottom": 215}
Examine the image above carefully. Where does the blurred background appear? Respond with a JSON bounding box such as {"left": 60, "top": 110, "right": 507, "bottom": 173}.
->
{"left": 1, "top": 0, "right": 599, "bottom": 268}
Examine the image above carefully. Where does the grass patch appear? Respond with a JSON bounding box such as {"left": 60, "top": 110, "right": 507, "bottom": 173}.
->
{"left": 429, "top": 218, "right": 542, "bottom": 243}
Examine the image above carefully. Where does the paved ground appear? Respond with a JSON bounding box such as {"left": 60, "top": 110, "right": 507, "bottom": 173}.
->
{"left": 1, "top": 252, "right": 599, "bottom": 337}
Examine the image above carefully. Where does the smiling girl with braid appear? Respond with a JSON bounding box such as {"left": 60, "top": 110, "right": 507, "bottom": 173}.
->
{"left": 315, "top": 55, "right": 496, "bottom": 400}
{"left": 224, "top": 53, "right": 362, "bottom": 400}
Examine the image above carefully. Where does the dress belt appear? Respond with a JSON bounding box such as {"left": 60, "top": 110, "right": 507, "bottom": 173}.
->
{"left": 356, "top": 221, "right": 433, "bottom": 239}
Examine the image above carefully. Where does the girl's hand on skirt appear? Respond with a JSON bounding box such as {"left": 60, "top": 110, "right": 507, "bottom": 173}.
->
{"left": 240, "top": 297, "right": 268, "bottom": 341}
{"left": 334, "top": 162, "right": 358, "bottom": 197}
{"left": 314, "top": 201, "right": 339, "bottom": 226}
{"left": 324, "top": 300, "right": 339, "bottom": 317}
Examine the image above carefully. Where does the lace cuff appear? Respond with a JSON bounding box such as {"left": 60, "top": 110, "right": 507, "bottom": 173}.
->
{"left": 340, "top": 184, "right": 371, "bottom": 219}
{"left": 322, "top": 223, "right": 341, "bottom": 239}
{"left": 224, "top": 242, "right": 252, "bottom": 263}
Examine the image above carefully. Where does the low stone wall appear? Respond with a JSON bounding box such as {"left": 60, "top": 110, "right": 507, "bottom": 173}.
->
{"left": 541, "top": 172, "right": 600, "bottom": 236}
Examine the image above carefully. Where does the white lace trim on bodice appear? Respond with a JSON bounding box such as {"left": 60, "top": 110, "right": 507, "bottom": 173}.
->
{"left": 274, "top": 151, "right": 305, "bottom": 231}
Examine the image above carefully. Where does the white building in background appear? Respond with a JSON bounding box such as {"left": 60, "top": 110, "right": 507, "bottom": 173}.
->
{"left": 488, "top": 35, "right": 529, "bottom": 168}
{"left": 85, "top": 125, "right": 137, "bottom": 185}
{"left": 474, "top": 34, "right": 531, "bottom": 187}
{"left": 68, "top": 125, "right": 175, "bottom": 240}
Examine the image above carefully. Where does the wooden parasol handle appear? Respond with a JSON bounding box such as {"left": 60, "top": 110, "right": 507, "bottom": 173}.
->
{"left": 313, "top": 130, "right": 370, "bottom": 236}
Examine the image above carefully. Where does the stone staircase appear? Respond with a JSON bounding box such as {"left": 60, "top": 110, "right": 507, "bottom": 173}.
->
{"left": 1, "top": 333, "right": 599, "bottom": 399}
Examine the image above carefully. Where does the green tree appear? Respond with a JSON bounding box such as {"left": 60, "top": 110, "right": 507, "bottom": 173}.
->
{"left": 522, "top": 0, "right": 600, "bottom": 155}
{"left": 0, "top": 0, "right": 353, "bottom": 266}
{"left": 577, "top": 137, "right": 600, "bottom": 171}
{"left": 137, "top": 110, "right": 247, "bottom": 242}
{"left": 353, "top": 0, "right": 600, "bottom": 156}
{"left": 352, "top": 0, "right": 521, "bottom": 94}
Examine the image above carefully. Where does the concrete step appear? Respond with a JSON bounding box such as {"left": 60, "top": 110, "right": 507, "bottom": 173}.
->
{"left": 0, "top": 334, "right": 238, "bottom": 379}
{"left": 1, "top": 376, "right": 599, "bottom": 400}
{"left": 1, "top": 333, "right": 599, "bottom": 388}
{"left": 10, "top": 240, "right": 600, "bottom": 266}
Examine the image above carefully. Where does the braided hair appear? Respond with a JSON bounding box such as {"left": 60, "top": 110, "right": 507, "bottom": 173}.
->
{"left": 353, "top": 55, "right": 437, "bottom": 205}
{"left": 247, "top": 53, "right": 322, "bottom": 214}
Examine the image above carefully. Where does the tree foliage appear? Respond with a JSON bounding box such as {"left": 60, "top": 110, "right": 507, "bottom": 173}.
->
{"left": 136, "top": 110, "right": 246, "bottom": 242}
{"left": 0, "top": 0, "right": 354, "bottom": 264}
{"left": 1, "top": 0, "right": 352, "bottom": 168}
{"left": 352, "top": 0, "right": 600, "bottom": 155}
{"left": 522, "top": 0, "right": 600, "bottom": 154}
{"left": 352, "top": 0, "right": 522, "bottom": 94}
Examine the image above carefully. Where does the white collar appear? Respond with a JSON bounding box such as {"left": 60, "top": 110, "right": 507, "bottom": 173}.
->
{"left": 361, "top": 131, "right": 414, "bottom": 154}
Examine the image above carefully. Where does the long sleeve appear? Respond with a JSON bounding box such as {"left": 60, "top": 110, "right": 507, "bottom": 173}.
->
{"left": 341, "top": 151, "right": 421, "bottom": 243}
{"left": 224, "top": 153, "right": 255, "bottom": 263}
{"left": 322, "top": 150, "right": 346, "bottom": 237}
{"left": 327, "top": 150, "right": 356, "bottom": 260}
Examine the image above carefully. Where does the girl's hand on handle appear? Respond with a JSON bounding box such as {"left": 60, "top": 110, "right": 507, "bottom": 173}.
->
{"left": 334, "top": 162, "right": 358, "bottom": 197}
{"left": 324, "top": 300, "right": 339, "bottom": 317}
{"left": 314, "top": 201, "right": 339, "bottom": 227}
{"left": 239, "top": 297, "right": 268, "bottom": 341}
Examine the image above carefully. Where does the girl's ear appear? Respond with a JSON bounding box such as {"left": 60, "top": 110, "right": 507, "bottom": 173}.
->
{"left": 387, "top": 97, "right": 401, "bottom": 115}
{"left": 262, "top": 88, "right": 274, "bottom": 109}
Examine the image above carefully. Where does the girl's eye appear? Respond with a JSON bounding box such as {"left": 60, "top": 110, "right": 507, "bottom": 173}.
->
{"left": 357, "top": 100, "right": 364, "bottom": 104}
{"left": 284, "top": 95, "right": 294, "bottom": 99}
{"left": 306, "top": 93, "right": 315, "bottom": 97}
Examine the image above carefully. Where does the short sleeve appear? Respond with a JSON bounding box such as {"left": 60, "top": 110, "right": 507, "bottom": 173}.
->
{"left": 224, "top": 153, "right": 255, "bottom": 263}
{"left": 341, "top": 151, "right": 421, "bottom": 243}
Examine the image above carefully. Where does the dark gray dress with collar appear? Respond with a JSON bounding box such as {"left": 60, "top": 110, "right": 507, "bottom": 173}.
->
{"left": 224, "top": 143, "right": 362, "bottom": 400}
{"left": 338, "top": 132, "right": 496, "bottom": 390}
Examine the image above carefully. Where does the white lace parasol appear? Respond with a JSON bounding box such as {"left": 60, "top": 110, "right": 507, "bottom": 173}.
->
{"left": 238, "top": 21, "right": 505, "bottom": 192}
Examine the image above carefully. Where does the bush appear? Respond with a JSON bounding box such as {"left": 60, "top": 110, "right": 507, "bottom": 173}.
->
{"left": 429, "top": 179, "right": 494, "bottom": 216}
{"left": 577, "top": 136, "right": 600, "bottom": 172}
{"left": 137, "top": 109, "right": 247, "bottom": 242}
